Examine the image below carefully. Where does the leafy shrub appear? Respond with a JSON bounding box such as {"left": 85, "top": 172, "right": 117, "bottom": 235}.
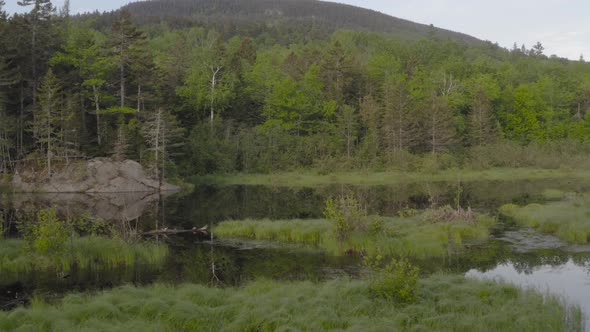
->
{"left": 31, "top": 208, "right": 69, "bottom": 255}
{"left": 324, "top": 195, "right": 366, "bottom": 240}
{"left": 368, "top": 217, "right": 384, "bottom": 235}
{"left": 398, "top": 206, "right": 418, "bottom": 218}
{"left": 367, "top": 255, "right": 419, "bottom": 304}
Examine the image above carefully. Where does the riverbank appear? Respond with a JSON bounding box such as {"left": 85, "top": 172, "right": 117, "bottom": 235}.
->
{"left": 194, "top": 168, "right": 590, "bottom": 187}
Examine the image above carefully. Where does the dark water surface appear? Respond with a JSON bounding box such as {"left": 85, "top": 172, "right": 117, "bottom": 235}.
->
{"left": 2, "top": 178, "right": 590, "bottom": 322}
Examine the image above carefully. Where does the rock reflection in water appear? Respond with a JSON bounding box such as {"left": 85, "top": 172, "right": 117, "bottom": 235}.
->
{"left": 5, "top": 192, "right": 169, "bottom": 222}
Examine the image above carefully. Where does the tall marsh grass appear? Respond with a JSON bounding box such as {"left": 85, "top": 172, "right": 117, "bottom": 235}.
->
{"left": 0, "top": 236, "right": 168, "bottom": 273}
{"left": 214, "top": 213, "right": 497, "bottom": 258}
{"left": 500, "top": 194, "right": 590, "bottom": 244}
{"left": 0, "top": 275, "right": 580, "bottom": 331}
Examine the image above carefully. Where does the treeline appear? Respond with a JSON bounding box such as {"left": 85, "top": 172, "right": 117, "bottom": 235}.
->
{"left": 1, "top": 0, "right": 590, "bottom": 178}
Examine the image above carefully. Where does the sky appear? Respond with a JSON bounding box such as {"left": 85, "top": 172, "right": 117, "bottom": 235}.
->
{"left": 3, "top": 0, "right": 589, "bottom": 60}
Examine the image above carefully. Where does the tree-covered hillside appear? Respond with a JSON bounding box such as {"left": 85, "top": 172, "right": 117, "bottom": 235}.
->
{"left": 1, "top": 0, "right": 590, "bottom": 179}
{"left": 119, "top": 0, "right": 481, "bottom": 44}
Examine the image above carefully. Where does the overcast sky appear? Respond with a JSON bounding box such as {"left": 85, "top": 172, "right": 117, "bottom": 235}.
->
{"left": 4, "top": 0, "right": 589, "bottom": 60}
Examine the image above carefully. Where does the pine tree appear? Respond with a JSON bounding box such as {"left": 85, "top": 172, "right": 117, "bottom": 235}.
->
{"left": 111, "top": 10, "right": 145, "bottom": 109}
{"left": 142, "top": 108, "right": 184, "bottom": 186}
{"left": 427, "top": 94, "right": 456, "bottom": 154}
{"left": 468, "top": 88, "right": 497, "bottom": 146}
{"left": 34, "top": 69, "right": 61, "bottom": 176}
{"left": 336, "top": 104, "right": 358, "bottom": 161}
{"left": 381, "top": 75, "right": 418, "bottom": 152}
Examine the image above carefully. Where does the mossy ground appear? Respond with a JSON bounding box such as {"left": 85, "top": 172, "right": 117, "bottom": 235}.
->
{"left": 0, "top": 275, "right": 580, "bottom": 332}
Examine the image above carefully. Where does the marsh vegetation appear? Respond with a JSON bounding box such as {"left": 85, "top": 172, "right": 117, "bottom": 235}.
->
{"left": 0, "top": 275, "right": 581, "bottom": 332}
{"left": 500, "top": 192, "right": 590, "bottom": 244}
{"left": 1, "top": 181, "right": 589, "bottom": 330}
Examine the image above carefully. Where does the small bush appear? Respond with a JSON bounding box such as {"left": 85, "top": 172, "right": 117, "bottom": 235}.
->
{"left": 368, "top": 217, "right": 384, "bottom": 235}
{"left": 31, "top": 208, "right": 69, "bottom": 255}
{"left": 368, "top": 256, "right": 419, "bottom": 304}
{"left": 324, "top": 195, "right": 366, "bottom": 240}
{"left": 398, "top": 206, "right": 418, "bottom": 218}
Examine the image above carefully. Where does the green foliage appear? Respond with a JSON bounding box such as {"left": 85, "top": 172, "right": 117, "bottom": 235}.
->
{"left": 324, "top": 195, "right": 366, "bottom": 240}
{"left": 367, "top": 255, "right": 420, "bottom": 303}
{"left": 0, "top": 275, "right": 580, "bottom": 331}
{"left": 367, "top": 217, "right": 384, "bottom": 235}
{"left": 499, "top": 194, "right": 590, "bottom": 244}
{"left": 421, "top": 205, "right": 477, "bottom": 223}
{"left": 0, "top": 237, "right": 168, "bottom": 273}
{"left": 100, "top": 106, "right": 138, "bottom": 114}
{"left": 398, "top": 206, "right": 418, "bottom": 218}
{"left": 29, "top": 208, "right": 69, "bottom": 256}
{"left": 8, "top": 0, "right": 590, "bottom": 177}
{"left": 215, "top": 211, "right": 497, "bottom": 259}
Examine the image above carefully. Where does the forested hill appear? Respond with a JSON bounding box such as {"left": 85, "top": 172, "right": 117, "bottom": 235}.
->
{"left": 2, "top": 0, "right": 590, "bottom": 182}
{"left": 121, "top": 0, "right": 481, "bottom": 44}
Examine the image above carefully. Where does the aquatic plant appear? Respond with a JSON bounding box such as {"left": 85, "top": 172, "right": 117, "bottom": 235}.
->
{"left": 500, "top": 197, "right": 590, "bottom": 244}
{"left": 0, "top": 275, "right": 580, "bottom": 331}
{"left": 0, "top": 236, "right": 168, "bottom": 273}
{"left": 215, "top": 212, "right": 497, "bottom": 258}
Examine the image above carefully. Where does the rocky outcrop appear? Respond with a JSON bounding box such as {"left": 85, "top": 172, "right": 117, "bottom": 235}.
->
{"left": 12, "top": 158, "right": 180, "bottom": 193}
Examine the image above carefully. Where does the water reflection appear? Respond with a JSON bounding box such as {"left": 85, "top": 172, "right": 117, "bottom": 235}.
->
{"left": 467, "top": 261, "right": 590, "bottom": 327}
{"left": 3, "top": 178, "right": 590, "bottom": 313}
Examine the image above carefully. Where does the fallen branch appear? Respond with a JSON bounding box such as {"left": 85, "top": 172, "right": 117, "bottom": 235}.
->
{"left": 144, "top": 225, "right": 208, "bottom": 236}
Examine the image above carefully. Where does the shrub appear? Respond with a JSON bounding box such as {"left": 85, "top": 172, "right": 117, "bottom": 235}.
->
{"left": 324, "top": 195, "right": 366, "bottom": 240}
{"left": 368, "top": 217, "right": 384, "bottom": 235}
{"left": 368, "top": 256, "right": 419, "bottom": 304}
{"left": 31, "top": 208, "right": 69, "bottom": 255}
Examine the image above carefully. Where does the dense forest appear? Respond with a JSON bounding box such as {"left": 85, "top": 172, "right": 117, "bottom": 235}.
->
{"left": 1, "top": 0, "right": 590, "bottom": 180}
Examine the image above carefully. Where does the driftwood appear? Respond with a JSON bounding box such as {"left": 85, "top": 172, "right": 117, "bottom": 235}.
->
{"left": 144, "top": 225, "right": 208, "bottom": 236}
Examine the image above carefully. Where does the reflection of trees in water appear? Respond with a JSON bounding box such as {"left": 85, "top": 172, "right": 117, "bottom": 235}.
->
{"left": 412, "top": 240, "right": 590, "bottom": 277}
{"left": 0, "top": 192, "right": 179, "bottom": 238}
{"left": 571, "top": 253, "right": 590, "bottom": 274}
{"left": 176, "top": 179, "right": 588, "bottom": 225}
{"left": 159, "top": 238, "right": 357, "bottom": 287}
{"left": 510, "top": 252, "right": 570, "bottom": 274}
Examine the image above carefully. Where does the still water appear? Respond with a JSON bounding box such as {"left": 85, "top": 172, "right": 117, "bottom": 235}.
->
{"left": 2, "top": 178, "right": 590, "bottom": 324}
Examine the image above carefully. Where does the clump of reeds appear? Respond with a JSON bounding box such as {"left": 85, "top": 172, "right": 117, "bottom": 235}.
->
{"left": 0, "top": 237, "right": 168, "bottom": 274}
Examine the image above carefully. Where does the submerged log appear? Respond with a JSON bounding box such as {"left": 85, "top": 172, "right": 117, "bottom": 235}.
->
{"left": 144, "top": 225, "right": 208, "bottom": 236}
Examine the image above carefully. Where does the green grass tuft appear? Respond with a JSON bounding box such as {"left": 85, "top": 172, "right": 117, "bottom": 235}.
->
{"left": 0, "top": 236, "right": 168, "bottom": 273}
{"left": 0, "top": 275, "right": 580, "bottom": 331}
{"left": 500, "top": 195, "right": 590, "bottom": 244}
{"left": 214, "top": 212, "right": 497, "bottom": 258}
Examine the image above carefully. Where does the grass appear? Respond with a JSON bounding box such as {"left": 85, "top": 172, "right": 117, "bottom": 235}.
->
{"left": 0, "top": 236, "right": 168, "bottom": 273}
{"left": 194, "top": 168, "right": 590, "bottom": 187}
{"left": 499, "top": 193, "right": 590, "bottom": 244}
{"left": 0, "top": 274, "right": 580, "bottom": 331}
{"left": 214, "top": 212, "right": 497, "bottom": 258}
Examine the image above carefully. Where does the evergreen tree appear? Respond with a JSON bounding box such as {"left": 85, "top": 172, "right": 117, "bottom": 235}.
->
{"left": 336, "top": 104, "right": 358, "bottom": 161}
{"left": 33, "top": 69, "right": 61, "bottom": 176}
{"left": 110, "top": 10, "right": 145, "bottom": 110}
